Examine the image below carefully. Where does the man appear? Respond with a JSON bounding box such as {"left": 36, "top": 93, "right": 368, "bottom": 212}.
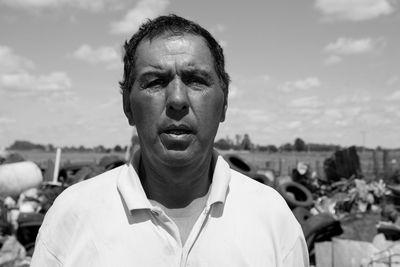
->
{"left": 31, "top": 15, "right": 309, "bottom": 266}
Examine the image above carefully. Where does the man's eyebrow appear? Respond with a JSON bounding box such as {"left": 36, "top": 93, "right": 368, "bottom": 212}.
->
{"left": 137, "top": 66, "right": 169, "bottom": 78}
{"left": 181, "top": 68, "right": 214, "bottom": 80}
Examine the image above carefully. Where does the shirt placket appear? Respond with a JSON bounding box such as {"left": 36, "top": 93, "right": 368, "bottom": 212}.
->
{"left": 150, "top": 207, "right": 182, "bottom": 266}
{"left": 180, "top": 205, "right": 212, "bottom": 267}
{"left": 150, "top": 204, "right": 212, "bottom": 267}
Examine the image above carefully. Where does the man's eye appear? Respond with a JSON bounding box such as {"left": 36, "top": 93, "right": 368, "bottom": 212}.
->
{"left": 185, "top": 77, "right": 209, "bottom": 87}
{"left": 144, "top": 79, "right": 166, "bottom": 89}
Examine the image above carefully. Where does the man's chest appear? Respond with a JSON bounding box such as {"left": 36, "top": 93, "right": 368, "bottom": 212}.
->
{"left": 72, "top": 211, "right": 278, "bottom": 267}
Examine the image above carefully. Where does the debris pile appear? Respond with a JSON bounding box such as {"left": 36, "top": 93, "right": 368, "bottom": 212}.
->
{"left": 223, "top": 147, "right": 400, "bottom": 266}
{"left": 0, "top": 151, "right": 126, "bottom": 266}
{"left": 313, "top": 178, "right": 389, "bottom": 218}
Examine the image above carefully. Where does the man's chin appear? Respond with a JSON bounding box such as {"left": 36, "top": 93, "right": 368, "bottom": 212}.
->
{"left": 159, "top": 149, "right": 196, "bottom": 167}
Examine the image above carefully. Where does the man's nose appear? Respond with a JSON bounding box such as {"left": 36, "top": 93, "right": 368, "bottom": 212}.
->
{"left": 166, "top": 77, "right": 189, "bottom": 112}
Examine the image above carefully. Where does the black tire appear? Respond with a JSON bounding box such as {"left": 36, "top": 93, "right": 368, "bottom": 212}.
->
{"left": 252, "top": 174, "right": 273, "bottom": 187}
{"left": 278, "top": 181, "right": 313, "bottom": 209}
{"left": 223, "top": 154, "right": 256, "bottom": 177}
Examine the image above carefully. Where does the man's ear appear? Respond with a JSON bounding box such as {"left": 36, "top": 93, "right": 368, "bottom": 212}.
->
{"left": 122, "top": 91, "right": 135, "bottom": 126}
{"left": 220, "top": 101, "right": 227, "bottom": 122}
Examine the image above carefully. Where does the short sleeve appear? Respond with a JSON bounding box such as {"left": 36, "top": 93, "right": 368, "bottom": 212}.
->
{"left": 30, "top": 234, "right": 63, "bottom": 267}
{"left": 282, "top": 232, "right": 309, "bottom": 267}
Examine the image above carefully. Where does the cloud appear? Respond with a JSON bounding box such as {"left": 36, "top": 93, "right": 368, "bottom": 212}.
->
{"left": 324, "top": 37, "right": 382, "bottom": 55}
{"left": 324, "top": 55, "right": 342, "bottom": 65}
{"left": 110, "top": 0, "right": 169, "bottom": 35}
{"left": 334, "top": 93, "right": 371, "bottom": 104}
{"left": 335, "top": 120, "right": 348, "bottom": 127}
{"left": 358, "top": 112, "right": 387, "bottom": 126}
{"left": 324, "top": 109, "right": 342, "bottom": 119}
{"left": 387, "top": 75, "right": 399, "bottom": 86}
{"left": 315, "top": 0, "right": 395, "bottom": 21}
{"left": 286, "top": 121, "right": 302, "bottom": 129}
{"left": 228, "top": 84, "right": 240, "bottom": 100}
{"left": 289, "top": 96, "right": 322, "bottom": 109}
{"left": 261, "top": 75, "right": 271, "bottom": 82}
{"left": 385, "top": 90, "right": 400, "bottom": 101}
{"left": 210, "top": 24, "right": 226, "bottom": 34}
{"left": 71, "top": 44, "right": 121, "bottom": 69}
{"left": 0, "top": 45, "right": 72, "bottom": 93}
{"left": 98, "top": 96, "right": 121, "bottom": 109}
{"left": 280, "top": 77, "right": 321, "bottom": 92}
{"left": 385, "top": 106, "right": 400, "bottom": 118}
{"left": 0, "top": 0, "right": 124, "bottom": 12}
{"left": 0, "top": 71, "right": 71, "bottom": 92}
{"left": 0, "top": 46, "right": 35, "bottom": 73}
{"left": 0, "top": 117, "right": 16, "bottom": 124}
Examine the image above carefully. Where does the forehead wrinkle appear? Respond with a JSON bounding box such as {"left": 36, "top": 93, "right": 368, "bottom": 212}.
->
{"left": 133, "top": 34, "right": 217, "bottom": 82}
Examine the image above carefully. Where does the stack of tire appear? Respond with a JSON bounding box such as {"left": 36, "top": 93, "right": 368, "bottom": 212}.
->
{"left": 223, "top": 153, "right": 313, "bottom": 209}
{"left": 222, "top": 154, "right": 272, "bottom": 186}
{"left": 277, "top": 181, "right": 314, "bottom": 209}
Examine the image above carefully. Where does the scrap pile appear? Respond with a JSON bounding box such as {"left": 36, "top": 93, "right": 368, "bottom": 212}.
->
{"left": 224, "top": 147, "right": 400, "bottom": 266}
{"left": 291, "top": 148, "right": 400, "bottom": 267}
{"left": 0, "top": 151, "right": 125, "bottom": 266}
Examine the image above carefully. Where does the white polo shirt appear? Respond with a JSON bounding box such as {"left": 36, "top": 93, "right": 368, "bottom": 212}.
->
{"left": 31, "top": 154, "right": 309, "bottom": 267}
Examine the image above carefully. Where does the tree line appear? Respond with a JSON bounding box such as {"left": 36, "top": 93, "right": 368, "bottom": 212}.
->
{"left": 6, "top": 135, "right": 386, "bottom": 153}
{"left": 213, "top": 135, "right": 343, "bottom": 152}
{"left": 6, "top": 140, "right": 129, "bottom": 153}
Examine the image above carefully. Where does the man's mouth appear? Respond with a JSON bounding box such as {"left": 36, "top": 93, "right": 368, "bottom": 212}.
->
{"left": 162, "top": 124, "right": 193, "bottom": 135}
{"left": 159, "top": 124, "right": 195, "bottom": 150}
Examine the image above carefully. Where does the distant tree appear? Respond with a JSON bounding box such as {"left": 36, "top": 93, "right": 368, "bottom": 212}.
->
{"left": 114, "top": 145, "right": 123, "bottom": 152}
{"left": 7, "top": 140, "right": 45, "bottom": 151}
{"left": 280, "top": 142, "right": 293, "bottom": 152}
{"left": 94, "top": 145, "right": 106, "bottom": 153}
{"left": 241, "top": 134, "right": 253, "bottom": 150}
{"left": 46, "top": 143, "right": 55, "bottom": 152}
{"left": 214, "top": 138, "right": 232, "bottom": 150}
{"left": 307, "top": 143, "right": 341, "bottom": 152}
{"left": 294, "top": 138, "right": 306, "bottom": 152}
{"left": 264, "top": 145, "right": 278, "bottom": 153}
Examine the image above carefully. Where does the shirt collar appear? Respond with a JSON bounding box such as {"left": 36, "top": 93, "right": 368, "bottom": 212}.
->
{"left": 116, "top": 149, "right": 231, "bottom": 212}
{"left": 207, "top": 150, "right": 231, "bottom": 206}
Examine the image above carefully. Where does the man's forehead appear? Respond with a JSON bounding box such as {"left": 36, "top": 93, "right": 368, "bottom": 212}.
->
{"left": 137, "top": 33, "right": 211, "bottom": 58}
{"left": 134, "top": 33, "right": 215, "bottom": 72}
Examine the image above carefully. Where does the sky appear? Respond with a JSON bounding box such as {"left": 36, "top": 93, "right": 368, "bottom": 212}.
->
{"left": 0, "top": 0, "right": 399, "bottom": 149}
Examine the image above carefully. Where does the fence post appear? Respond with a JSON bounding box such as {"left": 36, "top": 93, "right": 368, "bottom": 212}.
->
{"left": 278, "top": 158, "right": 282, "bottom": 176}
{"left": 373, "top": 149, "right": 379, "bottom": 179}
{"left": 383, "top": 149, "right": 390, "bottom": 179}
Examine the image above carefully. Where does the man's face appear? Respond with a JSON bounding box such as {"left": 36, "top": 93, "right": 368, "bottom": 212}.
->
{"left": 124, "top": 34, "right": 227, "bottom": 167}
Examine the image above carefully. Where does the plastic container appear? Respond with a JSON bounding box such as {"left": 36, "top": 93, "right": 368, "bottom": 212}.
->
{"left": 0, "top": 161, "right": 43, "bottom": 198}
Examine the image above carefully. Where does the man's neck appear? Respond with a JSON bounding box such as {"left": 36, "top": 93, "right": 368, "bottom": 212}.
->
{"left": 138, "top": 152, "right": 213, "bottom": 209}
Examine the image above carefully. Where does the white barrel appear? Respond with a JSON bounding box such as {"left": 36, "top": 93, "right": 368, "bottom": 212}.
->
{"left": 0, "top": 161, "right": 43, "bottom": 198}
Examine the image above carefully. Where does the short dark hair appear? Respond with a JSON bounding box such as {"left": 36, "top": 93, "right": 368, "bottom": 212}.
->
{"left": 119, "top": 14, "right": 230, "bottom": 99}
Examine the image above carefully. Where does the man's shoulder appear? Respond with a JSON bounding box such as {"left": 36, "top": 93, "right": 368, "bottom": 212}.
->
{"left": 227, "top": 169, "right": 295, "bottom": 222}
{"left": 229, "top": 169, "right": 284, "bottom": 203}
{"left": 226, "top": 169, "right": 304, "bottom": 254}
{"left": 50, "top": 165, "right": 126, "bottom": 213}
